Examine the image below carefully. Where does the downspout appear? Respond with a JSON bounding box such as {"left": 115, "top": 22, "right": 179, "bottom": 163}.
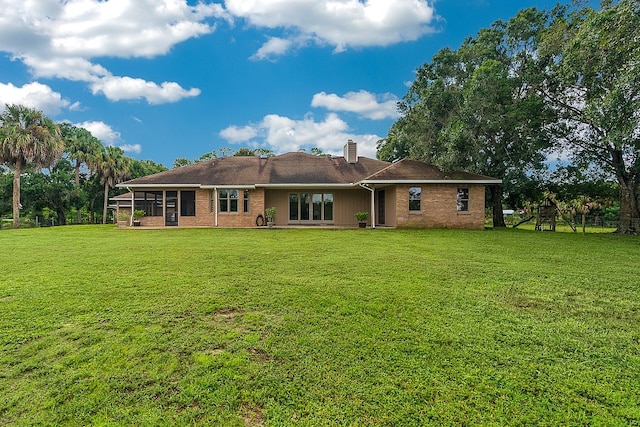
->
{"left": 128, "top": 187, "right": 133, "bottom": 226}
{"left": 214, "top": 188, "right": 218, "bottom": 227}
{"left": 358, "top": 183, "right": 376, "bottom": 229}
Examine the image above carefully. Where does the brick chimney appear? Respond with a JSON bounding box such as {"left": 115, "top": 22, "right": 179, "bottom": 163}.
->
{"left": 344, "top": 139, "right": 358, "bottom": 163}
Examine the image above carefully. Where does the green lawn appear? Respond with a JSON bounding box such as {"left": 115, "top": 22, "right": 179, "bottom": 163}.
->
{"left": 1, "top": 226, "right": 638, "bottom": 426}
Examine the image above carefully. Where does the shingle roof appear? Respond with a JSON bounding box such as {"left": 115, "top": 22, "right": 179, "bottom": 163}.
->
{"left": 362, "top": 158, "right": 501, "bottom": 183}
{"left": 119, "top": 152, "right": 500, "bottom": 187}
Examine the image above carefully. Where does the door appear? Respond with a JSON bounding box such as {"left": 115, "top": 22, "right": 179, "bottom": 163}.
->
{"left": 378, "top": 190, "right": 385, "bottom": 225}
{"left": 165, "top": 191, "right": 178, "bottom": 226}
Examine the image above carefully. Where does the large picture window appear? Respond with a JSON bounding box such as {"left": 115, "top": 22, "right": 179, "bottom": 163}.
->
{"left": 180, "top": 191, "right": 196, "bottom": 216}
{"left": 457, "top": 188, "right": 469, "bottom": 212}
{"left": 219, "top": 189, "right": 239, "bottom": 212}
{"left": 134, "top": 191, "right": 163, "bottom": 216}
{"left": 289, "top": 193, "right": 333, "bottom": 222}
{"left": 409, "top": 187, "right": 421, "bottom": 211}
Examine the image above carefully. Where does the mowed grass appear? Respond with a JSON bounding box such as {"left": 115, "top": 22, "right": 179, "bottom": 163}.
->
{"left": 0, "top": 227, "right": 638, "bottom": 426}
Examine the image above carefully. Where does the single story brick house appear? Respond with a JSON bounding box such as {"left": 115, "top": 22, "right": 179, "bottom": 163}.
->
{"left": 114, "top": 141, "right": 501, "bottom": 229}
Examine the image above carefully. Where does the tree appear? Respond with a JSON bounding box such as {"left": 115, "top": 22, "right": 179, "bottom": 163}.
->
{"left": 0, "top": 171, "right": 12, "bottom": 219}
{"left": 233, "top": 147, "right": 275, "bottom": 157}
{"left": 381, "top": 8, "right": 555, "bottom": 227}
{"left": 95, "top": 145, "right": 131, "bottom": 224}
{"left": 60, "top": 123, "right": 103, "bottom": 224}
{"left": 0, "top": 105, "right": 64, "bottom": 228}
{"left": 542, "top": 0, "right": 640, "bottom": 233}
{"left": 129, "top": 159, "right": 167, "bottom": 179}
{"left": 173, "top": 157, "right": 192, "bottom": 169}
{"left": 22, "top": 159, "right": 77, "bottom": 226}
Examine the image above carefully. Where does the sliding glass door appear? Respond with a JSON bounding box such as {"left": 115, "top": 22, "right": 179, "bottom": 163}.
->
{"left": 289, "top": 193, "right": 333, "bottom": 224}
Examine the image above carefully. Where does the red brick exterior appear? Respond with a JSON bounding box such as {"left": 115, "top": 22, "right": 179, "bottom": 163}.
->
{"left": 394, "top": 184, "right": 485, "bottom": 229}
{"left": 118, "top": 184, "right": 487, "bottom": 229}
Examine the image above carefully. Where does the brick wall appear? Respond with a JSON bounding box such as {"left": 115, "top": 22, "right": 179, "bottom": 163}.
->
{"left": 395, "top": 184, "right": 485, "bottom": 229}
{"left": 127, "top": 185, "right": 486, "bottom": 229}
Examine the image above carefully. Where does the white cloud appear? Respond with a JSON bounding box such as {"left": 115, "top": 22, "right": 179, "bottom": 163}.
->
{"left": 75, "top": 120, "right": 143, "bottom": 154}
{"left": 90, "top": 77, "right": 200, "bottom": 104}
{"left": 76, "top": 121, "right": 121, "bottom": 144}
{"left": 0, "top": 0, "right": 227, "bottom": 103}
{"left": 226, "top": 0, "right": 437, "bottom": 58}
{"left": 0, "top": 82, "right": 74, "bottom": 116}
{"left": 118, "top": 144, "right": 142, "bottom": 154}
{"left": 220, "top": 112, "right": 380, "bottom": 157}
{"left": 311, "top": 90, "right": 400, "bottom": 120}
{"left": 219, "top": 125, "right": 259, "bottom": 143}
{"left": 250, "top": 37, "right": 296, "bottom": 61}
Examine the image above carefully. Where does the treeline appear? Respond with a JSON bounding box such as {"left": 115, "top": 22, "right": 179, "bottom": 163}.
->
{"left": 0, "top": 105, "right": 167, "bottom": 229}
{"left": 379, "top": 0, "right": 639, "bottom": 233}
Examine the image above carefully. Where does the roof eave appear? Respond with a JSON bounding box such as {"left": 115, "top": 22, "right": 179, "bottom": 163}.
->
{"left": 360, "top": 179, "right": 503, "bottom": 185}
{"left": 200, "top": 185, "right": 257, "bottom": 190}
{"left": 116, "top": 183, "right": 202, "bottom": 188}
{"left": 258, "top": 183, "right": 357, "bottom": 189}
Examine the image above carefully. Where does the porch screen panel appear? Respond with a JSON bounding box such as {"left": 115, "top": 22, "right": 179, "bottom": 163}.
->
{"left": 134, "top": 191, "right": 163, "bottom": 216}
{"left": 180, "top": 191, "right": 196, "bottom": 216}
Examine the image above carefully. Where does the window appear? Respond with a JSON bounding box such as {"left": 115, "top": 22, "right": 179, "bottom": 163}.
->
{"left": 134, "top": 191, "right": 163, "bottom": 216}
{"left": 457, "top": 188, "right": 469, "bottom": 212}
{"left": 219, "top": 189, "right": 239, "bottom": 212}
{"left": 289, "top": 193, "right": 333, "bottom": 222}
{"left": 180, "top": 191, "right": 196, "bottom": 216}
{"left": 243, "top": 190, "right": 250, "bottom": 213}
{"left": 409, "top": 187, "right": 421, "bottom": 211}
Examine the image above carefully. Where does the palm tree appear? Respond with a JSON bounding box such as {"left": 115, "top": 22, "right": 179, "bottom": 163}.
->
{"left": 95, "top": 145, "right": 131, "bottom": 224}
{"left": 61, "top": 123, "right": 103, "bottom": 223}
{"left": 0, "top": 105, "right": 64, "bottom": 228}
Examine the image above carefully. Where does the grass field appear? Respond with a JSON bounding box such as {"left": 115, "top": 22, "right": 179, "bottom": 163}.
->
{"left": 0, "top": 226, "right": 638, "bottom": 426}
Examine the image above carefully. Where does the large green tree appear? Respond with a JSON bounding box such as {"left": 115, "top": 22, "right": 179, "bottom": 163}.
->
{"left": 60, "top": 123, "right": 103, "bottom": 224}
{"left": 380, "top": 8, "right": 555, "bottom": 227}
{"left": 129, "top": 159, "right": 167, "bottom": 180}
{"left": 0, "top": 105, "right": 64, "bottom": 228}
{"left": 542, "top": 0, "right": 640, "bottom": 233}
{"left": 95, "top": 145, "right": 131, "bottom": 224}
{"left": 22, "top": 159, "right": 77, "bottom": 226}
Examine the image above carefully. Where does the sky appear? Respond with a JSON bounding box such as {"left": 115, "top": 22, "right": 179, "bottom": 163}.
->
{"left": 0, "top": 0, "right": 600, "bottom": 168}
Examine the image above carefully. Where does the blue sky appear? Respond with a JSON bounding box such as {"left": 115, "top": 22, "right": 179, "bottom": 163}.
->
{"left": 0, "top": 0, "right": 598, "bottom": 168}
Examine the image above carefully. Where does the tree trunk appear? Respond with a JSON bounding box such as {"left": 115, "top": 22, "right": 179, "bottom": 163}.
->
{"left": 490, "top": 185, "right": 506, "bottom": 228}
{"left": 102, "top": 182, "right": 109, "bottom": 224}
{"left": 75, "top": 161, "right": 82, "bottom": 224}
{"left": 617, "top": 177, "right": 640, "bottom": 234}
{"left": 55, "top": 201, "right": 66, "bottom": 226}
{"left": 89, "top": 197, "right": 96, "bottom": 224}
{"left": 12, "top": 158, "right": 23, "bottom": 229}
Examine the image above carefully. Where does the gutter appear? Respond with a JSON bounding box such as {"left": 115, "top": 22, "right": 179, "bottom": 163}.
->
{"left": 360, "top": 179, "right": 503, "bottom": 185}
{"left": 128, "top": 187, "right": 133, "bottom": 226}
{"left": 116, "top": 183, "right": 199, "bottom": 188}
{"left": 201, "top": 185, "right": 256, "bottom": 190}
{"left": 258, "top": 183, "right": 356, "bottom": 189}
{"left": 358, "top": 183, "right": 376, "bottom": 229}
